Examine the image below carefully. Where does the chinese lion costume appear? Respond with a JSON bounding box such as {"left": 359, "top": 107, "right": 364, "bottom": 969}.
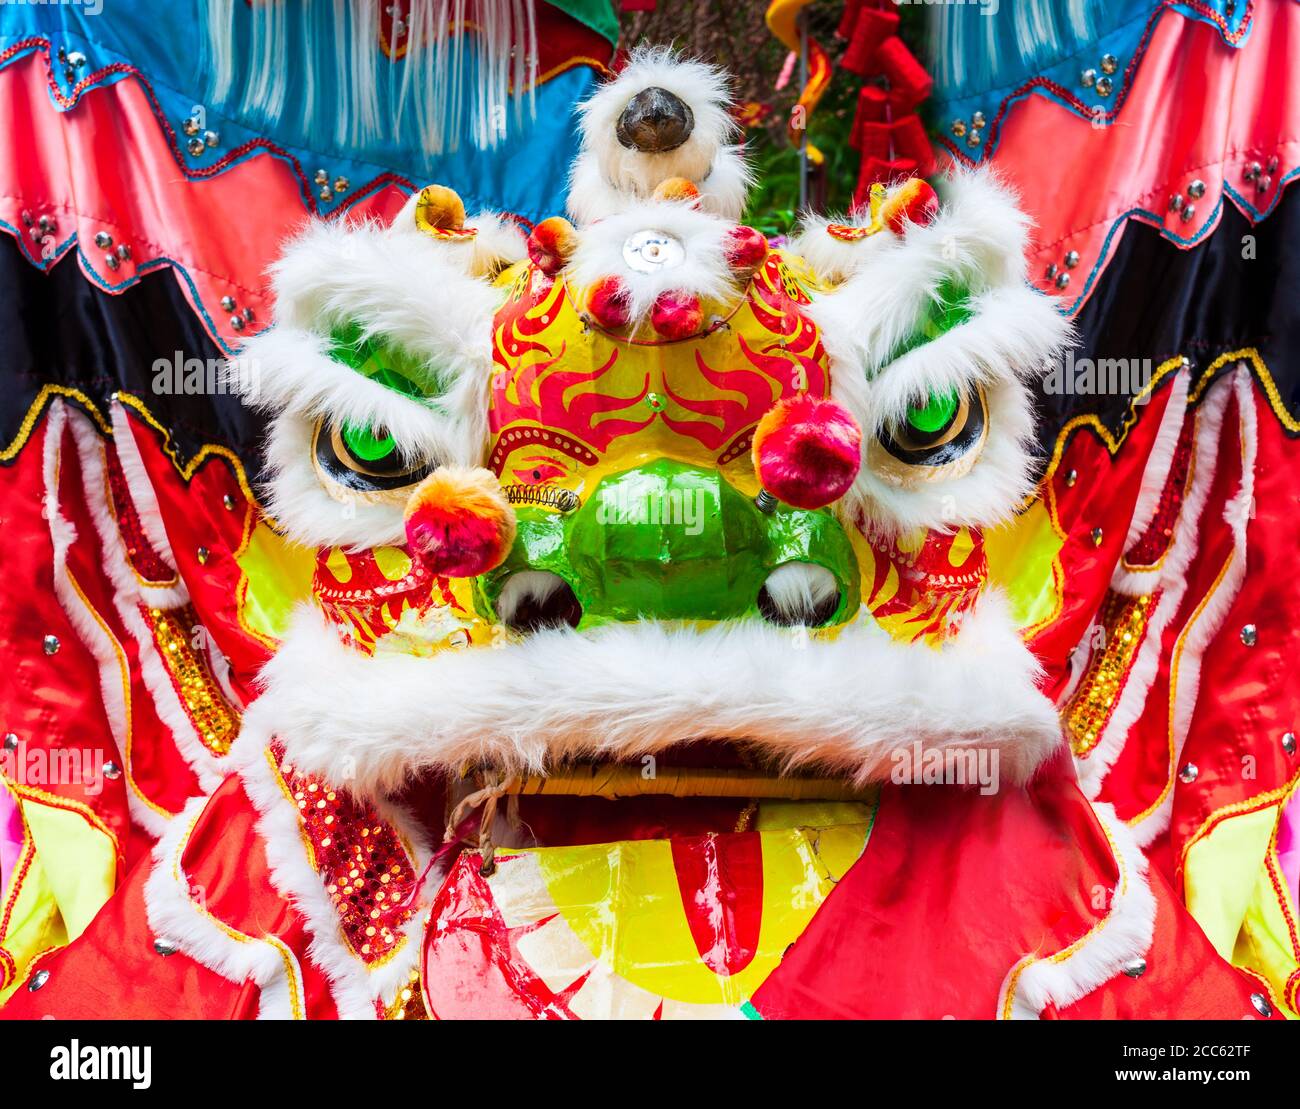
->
{"left": 0, "top": 48, "right": 1287, "bottom": 1021}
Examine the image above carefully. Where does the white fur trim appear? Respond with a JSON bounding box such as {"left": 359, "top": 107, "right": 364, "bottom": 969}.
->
{"left": 567, "top": 46, "right": 751, "bottom": 224}
{"left": 1113, "top": 372, "right": 1190, "bottom": 594}
{"left": 109, "top": 399, "right": 179, "bottom": 576}
{"left": 143, "top": 795, "right": 304, "bottom": 1019}
{"left": 229, "top": 723, "right": 433, "bottom": 1018}
{"left": 760, "top": 562, "right": 839, "bottom": 622}
{"left": 42, "top": 402, "right": 169, "bottom": 838}
{"left": 67, "top": 412, "right": 227, "bottom": 792}
{"left": 248, "top": 593, "right": 1062, "bottom": 800}
{"left": 1128, "top": 367, "right": 1257, "bottom": 846}
{"left": 566, "top": 201, "right": 738, "bottom": 327}
{"left": 1004, "top": 801, "right": 1156, "bottom": 1018}
{"left": 1072, "top": 374, "right": 1232, "bottom": 800}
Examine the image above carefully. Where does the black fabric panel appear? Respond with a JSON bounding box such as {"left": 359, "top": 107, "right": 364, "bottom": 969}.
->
{"left": 0, "top": 237, "right": 267, "bottom": 476}
{"left": 1034, "top": 185, "right": 1299, "bottom": 457}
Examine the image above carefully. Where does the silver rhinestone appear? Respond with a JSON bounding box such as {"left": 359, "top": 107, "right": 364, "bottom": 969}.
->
{"left": 1258, "top": 175, "right": 1272, "bottom": 193}
{"left": 68, "top": 51, "right": 86, "bottom": 68}
{"left": 43, "top": 634, "right": 60, "bottom": 655}
{"left": 1064, "top": 250, "right": 1080, "bottom": 268}
{"left": 28, "top": 969, "right": 50, "bottom": 991}
{"left": 1250, "top": 993, "right": 1272, "bottom": 1017}
{"left": 102, "top": 760, "right": 121, "bottom": 779}
{"left": 1241, "top": 624, "right": 1257, "bottom": 646}
{"left": 1245, "top": 161, "right": 1261, "bottom": 180}
{"left": 105, "top": 253, "right": 119, "bottom": 271}
{"left": 1226, "top": 0, "right": 1236, "bottom": 14}
{"left": 38, "top": 214, "right": 54, "bottom": 232}
{"left": 966, "top": 129, "right": 981, "bottom": 147}
{"left": 20, "top": 210, "right": 32, "bottom": 227}
{"left": 187, "top": 137, "right": 205, "bottom": 157}
{"left": 971, "top": 110, "right": 985, "bottom": 128}
{"left": 1096, "top": 76, "right": 1113, "bottom": 97}
{"left": 951, "top": 119, "right": 967, "bottom": 138}
{"left": 220, "top": 295, "right": 236, "bottom": 311}
{"left": 1187, "top": 179, "right": 1206, "bottom": 199}
{"left": 57, "top": 46, "right": 67, "bottom": 62}
{"left": 64, "top": 67, "right": 76, "bottom": 85}
{"left": 93, "top": 230, "right": 112, "bottom": 249}
{"left": 1100, "top": 53, "right": 1118, "bottom": 75}
{"left": 242, "top": 306, "right": 255, "bottom": 322}
{"left": 230, "top": 315, "right": 244, "bottom": 331}
{"left": 1065, "top": 469, "right": 1078, "bottom": 488}
{"left": 1045, "top": 262, "right": 1057, "bottom": 279}
{"left": 223, "top": 494, "right": 237, "bottom": 511}
{"left": 1080, "top": 68, "right": 1097, "bottom": 88}
{"left": 1169, "top": 194, "right": 1184, "bottom": 212}
{"left": 1122, "top": 957, "right": 1146, "bottom": 978}
{"left": 314, "top": 168, "right": 329, "bottom": 185}
{"left": 3, "top": 733, "right": 17, "bottom": 751}
{"left": 1179, "top": 762, "right": 1199, "bottom": 783}
{"left": 319, "top": 186, "right": 333, "bottom": 201}
{"left": 182, "top": 116, "right": 200, "bottom": 136}
{"left": 116, "top": 244, "right": 131, "bottom": 261}
{"left": 153, "top": 938, "right": 179, "bottom": 956}
{"left": 334, "top": 176, "right": 350, "bottom": 194}
{"left": 1055, "top": 272, "right": 1070, "bottom": 289}
{"left": 1090, "top": 526, "right": 1103, "bottom": 546}
{"left": 197, "top": 546, "right": 211, "bottom": 564}
{"left": 1181, "top": 203, "right": 1196, "bottom": 222}
{"left": 203, "top": 130, "right": 219, "bottom": 148}
{"left": 1267, "top": 156, "right": 1278, "bottom": 173}
{"left": 1281, "top": 732, "right": 1296, "bottom": 755}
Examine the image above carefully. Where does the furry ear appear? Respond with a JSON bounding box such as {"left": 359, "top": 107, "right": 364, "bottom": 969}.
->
{"left": 567, "top": 45, "right": 753, "bottom": 224}
{"left": 801, "top": 168, "right": 1073, "bottom": 534}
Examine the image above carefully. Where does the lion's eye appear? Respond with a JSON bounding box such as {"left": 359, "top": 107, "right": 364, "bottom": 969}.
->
{"left": 870, "top": 384, "right": 989, "bottom": 483}
{"left": 312, "top": 418, "right": 434, "bottom": 495}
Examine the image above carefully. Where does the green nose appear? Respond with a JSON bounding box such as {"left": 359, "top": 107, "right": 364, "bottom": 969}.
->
{"left": 478, "top": 459, "right": 859, "bottom": 627}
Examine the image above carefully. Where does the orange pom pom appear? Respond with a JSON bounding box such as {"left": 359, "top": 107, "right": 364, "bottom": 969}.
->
{"left": 413, "top": 184, "right": 471, "bottom": 239}
{"left": 528, "top": 217, "right": 578, "bottom": 275}
{"left": 752, "top": 395, "right": 862, "bottom": 510}
{"left": 882, "top": 177, "right": 939, "bottom": 234}
{"left": 403, "top": 467, "right": 516, "bottom": 579}
{"left": 652, "top": 177, "right": 702, "bottom": 206}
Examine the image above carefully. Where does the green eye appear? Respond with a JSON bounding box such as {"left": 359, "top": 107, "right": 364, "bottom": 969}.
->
{"left": 312, "top": 418, "right": 434, "bottom": 494}
{"left": 906, "top": 388, "right": 959, "bottom": 436}
{"left": 341, "top": 422, "right": 397, "bottom": 464}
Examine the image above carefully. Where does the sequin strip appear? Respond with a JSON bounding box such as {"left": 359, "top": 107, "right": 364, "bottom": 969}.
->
{"left": 142, "top": 603, "right": 238, "bottom": 756}
{"left": 380, "top": 969, "right": 429, "bottom": 1020}
{"left": 270, "top": 743, "right": 419, "bottom": 966}
{"left": 1125, "top": 414, "right": 1195, "bottom": 567}
{"left": 1065, "top": 591, "right": 1156, "bottom": 757}
{"left": 105, "top": 447, "right": 174, "bottom": 582}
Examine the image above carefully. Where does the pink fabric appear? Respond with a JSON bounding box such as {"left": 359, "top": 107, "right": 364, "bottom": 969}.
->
{"left": 941, "top": 0, "right": 1300, "bottom": 317}
{"left": 1277, "top": 786, "right": 1300, "bottom": 916}
{"left": 0, "top": 784, "right": 22, "bottom": 901}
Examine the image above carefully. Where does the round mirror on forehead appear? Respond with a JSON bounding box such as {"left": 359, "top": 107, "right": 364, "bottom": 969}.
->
{"left": 622, "top": 229, "right": 685, "bottom": 273}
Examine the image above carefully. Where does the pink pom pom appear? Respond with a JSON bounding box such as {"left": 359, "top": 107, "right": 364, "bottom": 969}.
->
{"left": 651, "top": 290, "right": 703, "bottom": 340}
{"left": 752, "top": 395, "right": 862, "bottom": 509}
{"left": 403, "top": 468, "right": 516, "bottom": 578}
{"left": 725, "top": 225, "right": 769, "bottom": 271}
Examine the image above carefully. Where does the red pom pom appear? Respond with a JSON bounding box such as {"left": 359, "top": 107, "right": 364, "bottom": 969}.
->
{"left": 651, "top": 291, "right": 703, "bottom": 340}
{"left": 527, "top": 217, "right": 577, "bottom": 275}
{"left": 725, "top": 225, "right": 769, "bottom": 271}
{"left": 587, "top": 276, "right": 631, "bottom": 329}
{"left": 752, "top": 395, "right": 862, "bottom": 510}
{"left": 404, "top": 468, "right": 517, "bottom": 579}
{"left": 883, "top": 177, "right": 940, "bottom": 234}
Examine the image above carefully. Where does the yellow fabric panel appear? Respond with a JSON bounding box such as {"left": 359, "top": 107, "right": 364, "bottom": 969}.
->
{"left": 1185, "top": 802, "right": 1299, "bottom": 1017}
{"left": 236, "top": 520, "right": 316, "bottom": 641}
{"left": 0, "top": 791, "right": 115, "bottom": 1005}
{"left": 985, "top": 497, "right": 1063, "bottom": 632}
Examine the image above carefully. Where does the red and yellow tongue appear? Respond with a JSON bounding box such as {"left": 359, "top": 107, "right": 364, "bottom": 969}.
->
{"left": 671, "top": 833, "right": 765, "bottom": 977}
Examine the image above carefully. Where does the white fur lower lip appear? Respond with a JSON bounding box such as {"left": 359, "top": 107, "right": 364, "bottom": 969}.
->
{"left": 242, "top": 598, "right": 1063, "bottom": 800}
